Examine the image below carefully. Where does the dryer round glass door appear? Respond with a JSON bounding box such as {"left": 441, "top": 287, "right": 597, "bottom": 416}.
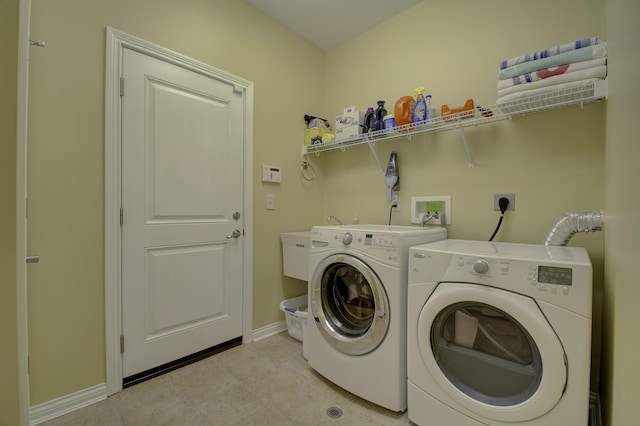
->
{"left": 431, "top": 302, "right": 542, "bottom": 405}
{"left": 311, "top": 254, "right": 389, "bottom": 355}
{"left": 417, "top": 282, "right": 567, "bottom": 423}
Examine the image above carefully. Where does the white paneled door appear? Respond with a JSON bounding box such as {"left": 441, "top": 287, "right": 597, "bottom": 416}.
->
{"left": 121, "top": 48, "right": 244, "bottom": 378}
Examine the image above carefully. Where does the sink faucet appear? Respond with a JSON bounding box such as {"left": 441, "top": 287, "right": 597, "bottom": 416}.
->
{"left": 421, "top": 212, "right": 438, "bottom": 227}
{"left": 327, "top": 215, "right": 343, "bottom": 225}
{"left": 421, "top": 211, "right": 446, "bottom": 227}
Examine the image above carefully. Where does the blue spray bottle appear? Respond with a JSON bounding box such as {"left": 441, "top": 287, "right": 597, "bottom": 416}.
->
{"left": 412, "top": 86, "right": 427, "bottom": 124}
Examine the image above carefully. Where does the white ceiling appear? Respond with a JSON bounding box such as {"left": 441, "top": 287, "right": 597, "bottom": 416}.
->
{"left": 244, "top": 0, "right": 424, "bottom": 51}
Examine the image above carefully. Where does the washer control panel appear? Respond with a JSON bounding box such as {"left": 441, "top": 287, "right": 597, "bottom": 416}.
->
{"left": 452, "top": 255, "right": 573, "bottom": 296}
{"left": 323, "top": 231, "right": 401, "bottom": 262}
{"left": 342, "top": 232, "right": 353, "bottom": 245}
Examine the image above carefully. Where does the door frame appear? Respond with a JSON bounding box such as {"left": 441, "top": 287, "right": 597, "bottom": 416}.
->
{"left": 104, "top": 27, "right": 254, "bottom": 395}
{"left": 17, "top": 0, "right": 32, "bottom": 423}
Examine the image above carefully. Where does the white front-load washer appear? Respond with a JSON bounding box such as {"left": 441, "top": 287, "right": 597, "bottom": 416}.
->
{"left": 304, "top": 225, "right": 447, "bottom": 412}
{"left": 407, "top": 239, "right": 592, "bottom": 425}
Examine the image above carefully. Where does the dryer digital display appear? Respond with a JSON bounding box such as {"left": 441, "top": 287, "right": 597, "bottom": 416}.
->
{"left": 537, "top": 265, "right": 572, "bottom": 286}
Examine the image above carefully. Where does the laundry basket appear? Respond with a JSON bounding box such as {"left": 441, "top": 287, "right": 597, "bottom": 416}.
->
{"left": 279, "top": 294, "right": 308, "bottom": 341}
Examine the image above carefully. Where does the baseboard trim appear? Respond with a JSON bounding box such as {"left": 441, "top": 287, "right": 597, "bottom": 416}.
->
{"left": 30, "top": 383, "right": 107, "bottom": 426}
{"left": 252, "top": 320, "right": 287, "bottom": 342}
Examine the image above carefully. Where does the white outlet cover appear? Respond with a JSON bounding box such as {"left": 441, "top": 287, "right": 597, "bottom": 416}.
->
{"left": 411, "top": 196, "right": 451, "bottom": 225}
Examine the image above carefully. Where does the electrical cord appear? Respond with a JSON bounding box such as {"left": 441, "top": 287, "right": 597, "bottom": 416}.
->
{"left": 388, "top": 203, "right": 397, "bottom": 226}
{"left": 489, "top": 197, "right": 510, "bottom": 241}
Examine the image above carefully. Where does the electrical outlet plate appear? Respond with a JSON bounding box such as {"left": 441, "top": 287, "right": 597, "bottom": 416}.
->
{"left": 392, "top": 194, "right": 400, "bottom": 211}
{"left": 494, "top": 193, "right": 515, "bottom": 211}
{"left": 411, "top": 196, "right": 451, "bottom": 225}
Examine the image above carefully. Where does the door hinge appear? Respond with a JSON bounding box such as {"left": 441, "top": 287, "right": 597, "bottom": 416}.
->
{"left": 27, "top": 355, "right": 30, "bottom": 375}
{"left": 120, "top": 77, "right": 125, "bottom": 96}
{"left": 120, "top": 335, "right": 125, "bottom": 353}
{"left": 120, "top": 207, "right": 123, "bottom": 226}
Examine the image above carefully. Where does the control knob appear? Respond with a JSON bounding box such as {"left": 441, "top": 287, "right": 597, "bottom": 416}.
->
{"left": 473, "top": 259, "right": 489, "bottom": 275}
{"left": 342, "top": 232, "right": 353, "bottom": 245}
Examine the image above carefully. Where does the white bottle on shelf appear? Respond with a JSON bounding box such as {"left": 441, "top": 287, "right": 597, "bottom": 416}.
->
{"left": 426, "top": 95, "right": 437, "bottom": 126}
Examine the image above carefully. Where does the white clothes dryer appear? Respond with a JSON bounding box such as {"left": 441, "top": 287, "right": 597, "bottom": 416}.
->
{"left": 407, "top": 239, "right": 592, "bottom": 425}
{"left": 304, "top": 225, "right": 447, "bottom": 412}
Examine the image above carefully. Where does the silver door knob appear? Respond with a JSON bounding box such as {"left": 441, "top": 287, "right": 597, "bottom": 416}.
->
{"left": 26, "top": 255, "right": 40, "bottom": 264}
{"left": 227, "top": 229, "right": 242, "bottom": 239}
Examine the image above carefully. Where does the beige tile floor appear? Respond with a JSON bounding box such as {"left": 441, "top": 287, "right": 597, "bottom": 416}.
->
{"left": 40, "top": 331, "right": 411, "bottom": 425}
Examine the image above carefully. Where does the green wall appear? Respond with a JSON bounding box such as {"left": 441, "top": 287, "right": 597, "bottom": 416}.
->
{"left": 12, "top": 0, "right": 640, "bottom": 425}
{"left": 27, "top": 0, "right": 325, "bottom": 405}
{"left": 319, "top": 0, "right": 606, "bottom": 392}
{"left": 0, "top": 0, "right": 21, "bottom": 423}
{"left": 603, "top": 0, "right": 640, "bottom": 424}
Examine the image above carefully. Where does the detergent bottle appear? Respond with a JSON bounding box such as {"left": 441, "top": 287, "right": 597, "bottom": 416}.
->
{"left": 393, "top": 96, "right": 415, "bottom": 131}
{"left": 371, "top": 100, "right": 387, "bottom": 132}
{"left": 363, "top": 107, "right": 375, "bottom": 133}
{"left": 412, "top": 86, "right": 427, "bottom": 124}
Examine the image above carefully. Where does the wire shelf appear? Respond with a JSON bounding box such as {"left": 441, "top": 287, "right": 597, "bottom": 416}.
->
{"left": 302, "top": 79, "right": 607, "bottom": 155}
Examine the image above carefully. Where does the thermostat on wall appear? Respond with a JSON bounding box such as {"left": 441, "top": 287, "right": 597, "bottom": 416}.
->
{"left": 262, "top": 165, "right": 281, "bottom": 183}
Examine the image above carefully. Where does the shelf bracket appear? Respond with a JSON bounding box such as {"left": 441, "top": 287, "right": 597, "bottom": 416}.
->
{"left": 366, "top": 139, "right": 385, "bottom": 174}
{"left": 457, "top": 123, "right": 474, "bottom": 169}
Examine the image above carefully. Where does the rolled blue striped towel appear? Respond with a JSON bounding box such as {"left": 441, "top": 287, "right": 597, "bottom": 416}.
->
{"left": 499, "top": 43, "right": 607, "bottom": 80}
{"left": 499, "top": 37, "right": 601, "bottom": 70}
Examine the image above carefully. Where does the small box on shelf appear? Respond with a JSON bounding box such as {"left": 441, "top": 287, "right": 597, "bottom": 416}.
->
{"left": 335, "top": 105, "right": 364, "bottom": 141}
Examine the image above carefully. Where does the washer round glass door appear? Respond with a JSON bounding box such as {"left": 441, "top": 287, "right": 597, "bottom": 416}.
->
{"left": 311, "top": 254, "right": 389, "bottom": 355}
{"left": 417, "top": 282, "right": 567, "bottom": 422}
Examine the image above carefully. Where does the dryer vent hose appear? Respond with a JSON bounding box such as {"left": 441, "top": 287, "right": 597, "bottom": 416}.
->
{"left": 543, "top": 210, "right": 603, "bottom": 246}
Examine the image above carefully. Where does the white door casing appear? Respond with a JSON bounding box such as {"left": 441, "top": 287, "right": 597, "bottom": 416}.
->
{"left": 105, "top": 28, "right": 253, "bottom": 393}
{"left": 17, "top": 0, "right": 33, "bottom": 423}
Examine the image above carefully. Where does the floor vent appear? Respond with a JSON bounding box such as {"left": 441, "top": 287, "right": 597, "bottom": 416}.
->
{"left": 326, "top": 407, "right": 343, "bottom": 419}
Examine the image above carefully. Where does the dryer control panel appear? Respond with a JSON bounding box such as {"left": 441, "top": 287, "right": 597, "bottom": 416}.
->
{"left": 408, "top": 239, "right": 592, "bottom": 317}
{"left": 453, "top": 255, "right": 575, "bottom": 297}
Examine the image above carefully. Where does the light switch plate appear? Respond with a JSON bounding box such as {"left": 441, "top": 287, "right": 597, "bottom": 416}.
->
{"left": 266, "top": 194, "right": 275, "bottom": 210}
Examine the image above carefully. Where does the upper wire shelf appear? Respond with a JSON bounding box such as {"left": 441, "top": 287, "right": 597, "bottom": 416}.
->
{"left": 302, "top": 79, "right": 608, "bottom": 155}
